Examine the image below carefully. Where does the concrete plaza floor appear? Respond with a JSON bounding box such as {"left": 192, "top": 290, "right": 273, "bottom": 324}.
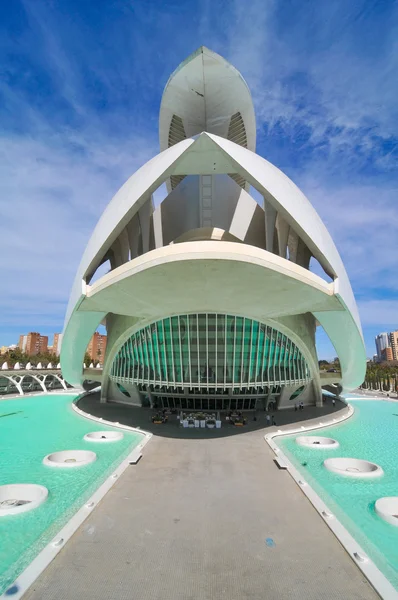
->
{"left": 23, "top": 396, "right": 380, "bottom": 599}
{"left": 76, "top": 392, "right": 348, "bottom": 439}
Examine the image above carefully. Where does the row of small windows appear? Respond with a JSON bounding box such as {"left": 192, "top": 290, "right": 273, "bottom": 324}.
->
{"left": 137, "top": 384, "right": 281, "bottom": 396}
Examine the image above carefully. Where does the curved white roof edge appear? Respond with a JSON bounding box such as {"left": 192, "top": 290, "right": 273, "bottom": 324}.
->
{"left": 65, "top": 133, "right": 360, "bottom": 325}
{"left": 88, "top": 242, "right": 363, "bottom": 391}
{"left": 63, "top": 137, "right": 196, "bottom": 325}
{"left": 159, "top": 46, "right": 256, "bottom": 153}
{"left": 87, "top": 240, "right": 334, "bottom": 299}
{"left": 164, "top": 46, "right": 252, "bottom": 96}
{"left": 64, "top": 251, "right": 328, "bottom": 390}
{"left": 62, "top": 133, "right": 365, "bottom": 391}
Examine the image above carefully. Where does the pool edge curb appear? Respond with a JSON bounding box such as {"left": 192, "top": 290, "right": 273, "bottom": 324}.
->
{"left": 264, "top": 403, "right": 398, "bottom": 600}
{"left": 1, "top": 393, "right": 152, "bottom": 600}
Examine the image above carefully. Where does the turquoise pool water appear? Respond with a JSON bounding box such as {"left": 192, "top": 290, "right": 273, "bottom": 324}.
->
{"left": 278, "top": 399, "right": 398, "bottom": 589}
{"left": 0, "top": 394, "right": 143, "bottom": 594}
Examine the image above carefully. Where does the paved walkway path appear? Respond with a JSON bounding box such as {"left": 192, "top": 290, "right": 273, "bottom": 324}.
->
{"left": 24, "top": 417, "right": 378, "bottom": 599}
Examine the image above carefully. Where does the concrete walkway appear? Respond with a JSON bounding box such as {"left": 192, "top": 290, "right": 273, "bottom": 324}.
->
{"left": 24, "top": 414, "right": 379, "bottom": 599}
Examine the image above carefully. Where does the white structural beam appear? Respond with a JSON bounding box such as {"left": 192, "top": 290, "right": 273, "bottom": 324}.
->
{"left": 1, "top": 375, "right": 23, "bottom": 395}
{"left": 28, "top": 374, "right": 47, "bottom": 393}
{"left": 276, "top": 214, "right": 290, "bottom": 259}
{"left": 229, "top": 190, "right": 257, "bottom": 240}
{"left": 61, "top": 308, "right": 106, "bottom": 387}
{"left": 264, "top": 199, "right": 277, "bottom": 253}
{"left": 152, "top": 203, "right": 163, "bottom": 248}
{"left": 64, "top": 139, "right": 196, "bottom": 326}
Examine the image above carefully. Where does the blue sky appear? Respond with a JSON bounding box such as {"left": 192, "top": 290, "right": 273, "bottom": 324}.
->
{"left": 1, "top": 0, "right": 397, "bottom": 359}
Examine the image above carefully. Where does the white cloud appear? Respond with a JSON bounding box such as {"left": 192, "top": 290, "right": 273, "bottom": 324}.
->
{"left": 1, "top": 0, "right": 397, "bottom": 355}
{"left": 215, "top": 0, "right": 398, "bottom": 169}
{"left": 298, "top": 179, "right": 398, "bottom": 284}
{"left": 0, "top": 129, "right": 157, "bottom": 337}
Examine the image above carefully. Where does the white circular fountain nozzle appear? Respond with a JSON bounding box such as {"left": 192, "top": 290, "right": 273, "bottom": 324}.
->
{"left": 324, "top": 458, "right": 383, "bottom": 478}
{"left": 0, "top": 484, "right": 48, "bottom": 516}
{"left": 84, "top": 431, "right": 123, "bottom": 443}
{"left": 375, "top": 497, "right": 398, "bottom": 526}
{"left": 43, "top": 450, "right": 97, "bottom": 468}
{"left": 296, "top": 436, "right": 339, "bottom": 449}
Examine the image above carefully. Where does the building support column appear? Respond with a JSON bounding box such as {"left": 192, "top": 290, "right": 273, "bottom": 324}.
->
{"left": 265, "top": 386, "right": 273, "bottom": 410}
{"left": 146, "top": 386, "right": 153, "bottom": 407}
{"left": 100, "top": 378, "right": 109, "bottom": 403}
{"left": 313, "top": 377, "right": 323, "bottom": 407}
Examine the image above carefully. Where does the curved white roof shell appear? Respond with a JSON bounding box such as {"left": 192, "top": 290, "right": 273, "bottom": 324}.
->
{"left": 160, "top": 47, "right": 256, "bottom": 151}
{"left": 159, "top": 46, "right": 256, "bottom": 192}
{"left": 62, "top": 132, "right": 365, "bottom": 392}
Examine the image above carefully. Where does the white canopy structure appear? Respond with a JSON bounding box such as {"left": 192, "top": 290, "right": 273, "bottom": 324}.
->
{"left": 62, "top": 47, "right": 365, "bottom": 411}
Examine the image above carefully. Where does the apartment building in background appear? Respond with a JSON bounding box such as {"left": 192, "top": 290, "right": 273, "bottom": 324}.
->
{"left": 375, "top": 330, "right": 398, "bottom": 362}
{"left": 87, "top": 332, "right": 107, "bottom": 362}
{"left": 390, "top": 330, "right": 398, "bottom": 361}
{"left": 381, "top": 346, "right": 394, "bottom": 362}
{"left": 18, "top": 332, "right": 48, "bottom": 356}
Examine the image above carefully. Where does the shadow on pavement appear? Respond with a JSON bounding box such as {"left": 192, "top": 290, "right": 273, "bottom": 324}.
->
{"left": 77, "top": 393, "right": 347, "bottom": 439}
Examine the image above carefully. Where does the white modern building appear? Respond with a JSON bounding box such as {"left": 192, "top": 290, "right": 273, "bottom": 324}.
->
{"left": 61, "top": 47, "right": 366, "bottom": 412}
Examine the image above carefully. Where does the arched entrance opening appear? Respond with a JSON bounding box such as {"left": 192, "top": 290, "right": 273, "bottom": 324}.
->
{"left": 109, "top": 313, "right": 312, "bottom": 411}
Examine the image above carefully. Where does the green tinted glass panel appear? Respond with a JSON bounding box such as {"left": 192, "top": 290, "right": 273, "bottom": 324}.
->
{"left": 111, "top": 314, "right": 311, "bottom": 388}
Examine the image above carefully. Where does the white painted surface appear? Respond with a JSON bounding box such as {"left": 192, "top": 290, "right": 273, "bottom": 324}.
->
{"left": 324, "top": 458, "right": 383, "bottom": 478}
{"left": 296, "top": 436, "right": 339, "bottom": 449}
{"left": 157, "top": 174, "right": 265, "bottom": 248}
{"left": 375, "top": 497, "right": 398, "bottom": 527}
{"left": 43, "top": 450, "right": 97, "bottom": 468}
{"left": 85, "top": 242, "right": 337, "bottom": 315}
{"left": 229, "top": 189, "right": 257, "bottom": 240}
{"left": 159, "top": 46, "right": 256, "bottom": 155}
{"left": 0, "top": 484, "right": 48, "bottom": 516}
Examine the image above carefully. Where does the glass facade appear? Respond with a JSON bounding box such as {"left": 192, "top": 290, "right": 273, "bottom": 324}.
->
{"left": 110, "top": 314, "right": 311, "bottom": 389}
{"left": 150, "top": 396, "right": 259, "bottom": 412}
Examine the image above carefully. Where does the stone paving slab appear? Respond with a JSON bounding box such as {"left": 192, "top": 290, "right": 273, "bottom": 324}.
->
{"left": 24, "top": 422, "right": 379, "bottom": 600}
